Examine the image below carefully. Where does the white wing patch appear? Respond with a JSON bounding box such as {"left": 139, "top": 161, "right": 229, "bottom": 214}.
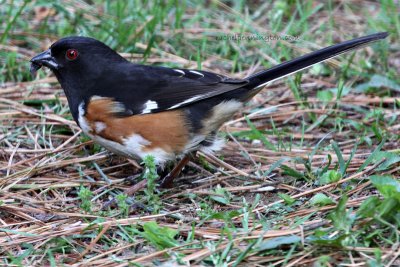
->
{"left": 167, "top": 95, "right": 206, "bottom": 110}
{"left": 173, "top": 69, "right": 185, "bottom": 77}
{"left": 189, "top": 70, "right": 205, "bottom": 78}
{"left": 173, "top": 69, "right": 205, "bottom": 78}
{"left": 142, "top": 100, "right": 159, "bottom": 114}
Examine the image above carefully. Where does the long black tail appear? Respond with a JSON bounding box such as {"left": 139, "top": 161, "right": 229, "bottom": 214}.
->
{"left": 246, "top": 32, "right": 388, "bottom": 88}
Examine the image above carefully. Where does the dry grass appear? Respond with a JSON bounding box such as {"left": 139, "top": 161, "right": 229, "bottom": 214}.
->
{"left": 1, "top": 0, "right": 399, "bottom": 266}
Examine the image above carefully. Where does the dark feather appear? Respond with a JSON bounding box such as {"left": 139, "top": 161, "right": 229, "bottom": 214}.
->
{"left": 246, "top": 32, "right": 389, "bottom": 88}
{"left": 87, "top": 65, "right": 248, "bottom": 115}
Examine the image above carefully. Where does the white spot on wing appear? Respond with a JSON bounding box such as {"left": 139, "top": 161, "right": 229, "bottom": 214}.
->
{"left": 189, "top": 70, "right": 204, "bottom": 78}
{"left": 78, "top": 102, "right": 91, "bottom": 133}
{"left": 142, "top": 100, "right": 158, "bottom": 114}
{"left": 173, "top": 69, "right": 185, "bottom": 77}
{"left": 168, "top": 95, "right": 205, "bottom": 110}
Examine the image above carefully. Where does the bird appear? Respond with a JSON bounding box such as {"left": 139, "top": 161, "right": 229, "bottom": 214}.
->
{"left": 30, "top": 32, "right": 388, "bottom": 187}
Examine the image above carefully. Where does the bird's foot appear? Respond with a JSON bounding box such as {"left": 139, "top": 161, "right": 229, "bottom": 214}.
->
{"left": 159, "top": 155, "right": 190, "bottom": 188}
{"left": 102, "top": 155, "right": 190, "bottom": 210}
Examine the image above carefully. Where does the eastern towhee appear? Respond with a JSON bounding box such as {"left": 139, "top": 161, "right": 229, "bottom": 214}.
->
{"left": 30, "top": 32, "right": 388, "bottom": 187}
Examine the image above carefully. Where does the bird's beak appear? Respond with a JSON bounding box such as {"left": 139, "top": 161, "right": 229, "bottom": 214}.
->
{"left": 30, "top": 49, "right": 59, "bottom": 77}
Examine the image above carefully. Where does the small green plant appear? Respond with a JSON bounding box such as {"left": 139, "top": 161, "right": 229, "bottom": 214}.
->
{"left": 143, "top": 155, "right": 161, "bottom": 213}
{"left": 78, "top": 185, "right": 93, "bottom": 213}
{"left": 310, "top": 193, "right": 335, "bottom": 207}
{"left": 133, "top": 221, "right": 179, "bottom": 250}
{"left": 278, "top": 193, "right": 296, "bottom": 205}
{"left": 116, "top": 193, "right": 130, "bottom": 217}
{"left": 209, "top": 185, "right": 232, "bottom": 205}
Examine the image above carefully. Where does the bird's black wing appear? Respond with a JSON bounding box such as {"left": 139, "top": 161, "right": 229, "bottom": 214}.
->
{"left": 93, "top": 64, "right": 249, "bottom": 116}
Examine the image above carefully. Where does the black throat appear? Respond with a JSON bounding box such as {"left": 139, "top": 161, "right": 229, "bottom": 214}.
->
{"left": 54, "top": 71, "right": 89, "bottom": 125}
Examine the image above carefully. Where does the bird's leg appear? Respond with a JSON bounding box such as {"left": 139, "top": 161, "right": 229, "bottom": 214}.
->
{"left": 102, "top": 155, "right": 190, "bottom": 210}
{"left": 102, "top": 178, "right": 148, "bottom": 210}
{"left": 159, "top": 154, "right": 190, "bottom": 188}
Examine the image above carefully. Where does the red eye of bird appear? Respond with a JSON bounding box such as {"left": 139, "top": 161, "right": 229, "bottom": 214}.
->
{"left": 66, "top": 49, "right": 78, "bottom": 60}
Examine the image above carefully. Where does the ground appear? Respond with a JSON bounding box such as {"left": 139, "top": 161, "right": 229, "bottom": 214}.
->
{"left": 0, "top": 1, "right": 399, "bottom": 266}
